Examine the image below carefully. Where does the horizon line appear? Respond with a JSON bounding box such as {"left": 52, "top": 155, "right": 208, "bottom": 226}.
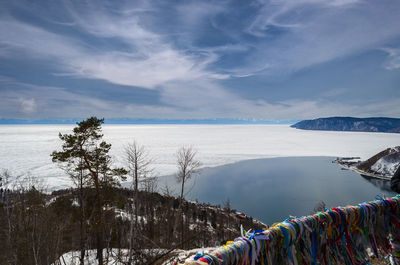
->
{"left": 0, "top": 118, "right": 298, "bottom": 125}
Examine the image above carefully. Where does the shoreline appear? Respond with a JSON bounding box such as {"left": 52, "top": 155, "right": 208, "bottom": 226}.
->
{"left": 2, "top": 124, "right": 399, "bottom": 190}
{"left": 333, "top": 158, "right": 392, "bottom": 180}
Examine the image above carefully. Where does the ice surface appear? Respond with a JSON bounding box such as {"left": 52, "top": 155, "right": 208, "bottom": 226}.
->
{"left": 1, "top": 124, "right": 399, "bottom": 190}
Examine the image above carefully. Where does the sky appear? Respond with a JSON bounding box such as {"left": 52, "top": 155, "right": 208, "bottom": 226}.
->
{"left": 0, "top": 0, "right": 399, "bottom": 120}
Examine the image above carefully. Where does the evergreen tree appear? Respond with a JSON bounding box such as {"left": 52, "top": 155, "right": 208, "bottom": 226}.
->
{"left": 51, "top": 117, "right": 126, "bottom": 265}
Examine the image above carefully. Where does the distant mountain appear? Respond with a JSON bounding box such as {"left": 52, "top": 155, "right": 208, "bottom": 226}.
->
{"left": 291, "top": 117, "right": 400, "bottom": 133}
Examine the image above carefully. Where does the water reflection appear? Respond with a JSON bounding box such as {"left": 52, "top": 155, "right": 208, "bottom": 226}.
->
{"left": 161, "top": 157, "right": 396, "bottom": 225}
{"left": 360, "top": 174, "right": 393, "bottom": 192}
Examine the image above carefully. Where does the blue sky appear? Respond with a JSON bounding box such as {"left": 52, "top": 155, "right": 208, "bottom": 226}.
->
{"left": 0, "top": 0, "right": 399, "bottom": 120}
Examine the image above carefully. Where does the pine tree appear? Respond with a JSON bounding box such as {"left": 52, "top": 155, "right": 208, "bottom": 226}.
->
{"left": 51, "top": 117, "right": 126, "bottom": 265}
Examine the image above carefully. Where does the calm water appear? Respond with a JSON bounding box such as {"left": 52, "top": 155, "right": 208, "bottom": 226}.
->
{"left": 162, "top": 156, "right": 396, "bottom": 225}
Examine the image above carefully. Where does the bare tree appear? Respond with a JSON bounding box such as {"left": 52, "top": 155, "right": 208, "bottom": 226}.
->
{"left": 0, "top": 170, "right": 17, "bottom": 264}
{"left": 125, "top": 141, "right": 154, "bottom": 195}
{"left": 223, "top": 198, "right": 232, "bottom": 240}
{"left": 176, "top": 146, "right": 201, "bottom": 207}
{"left": 124, "top": 140, "right": 154, "bottom": 263}
{"left": 141, "top": 176, "right": 158, "bottom": 193}
{"left": 175, "top": 146, "right": 201, "bottom": 247}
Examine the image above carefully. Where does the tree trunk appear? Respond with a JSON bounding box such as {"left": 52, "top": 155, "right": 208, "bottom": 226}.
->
{"left": 179, "top": 177, "right": 185, "bottom": 248}
{"left": 135, "top": 159, "right": 138, "bottom": 227}
{"left": 83, "top": 156, "right": 104, "bottom": 265}
{"left": 128, "top": 158, "right": 139, "bottom": 264}
{"left": 128, "top": 203, "right": 135, "bottom": 264}
{"left": 94, "top": 174, "right": 103, "bottom": 265}
{"left": 79, "top": 175, "right": 85, "bottom": 265}
{"left": 96, "top": 197, "right": 103, "bottom": 265}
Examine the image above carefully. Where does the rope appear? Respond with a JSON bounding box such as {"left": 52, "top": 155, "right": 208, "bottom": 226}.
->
{"left": 179, "top": 195, "right": 400, "bottom": 265}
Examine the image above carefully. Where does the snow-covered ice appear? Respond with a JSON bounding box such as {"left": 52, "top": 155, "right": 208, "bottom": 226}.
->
{"left": 1, "top": 124, "right": 399, "bottom": 190}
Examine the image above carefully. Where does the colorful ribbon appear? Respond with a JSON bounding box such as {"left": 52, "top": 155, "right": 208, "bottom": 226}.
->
{"left": 179, "top": 195, "right": 400, "bottom": 265}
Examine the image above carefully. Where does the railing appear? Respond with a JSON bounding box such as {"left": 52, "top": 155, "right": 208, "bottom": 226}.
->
{"left": 179, "top": 195, "right": 400, "bottom": 265}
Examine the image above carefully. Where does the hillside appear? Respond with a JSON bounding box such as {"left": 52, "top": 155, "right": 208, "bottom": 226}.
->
{"left": 0, "top": 186, "right": 265, "bottom": 264}
{"left": 291, "top": 117, "right": 400, "bottom": 133}
{"left": 335, "top": 146, "right": 400, "bottom": 179}
{"left": 356, "top": 146, "right": 400, "bottom": 176}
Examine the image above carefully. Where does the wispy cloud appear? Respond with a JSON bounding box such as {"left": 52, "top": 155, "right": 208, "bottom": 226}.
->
{"left": 0, "top": 79, "right": 113, "bottom": 118}
{"left": 0, "top": 0, "right": 399, "bottom": 120}
{"left": 1, "top": 76, "right": 399, "bottom": 120}
{"left": 18, "top": 98, "right": 37, "bottom": 114}
{"left": 0, "top": 4, "right": 222, "bottom": 89}
{"left": 243, "top": 0, "right": 400, "bottom": 74}
{"left": 382, "top": 48, "right": 400, "bottom": 70}
{"left": 0, "top": 19, "right": 81, "bottom": 59}
{"left": 3, "top": 0, "right": 399, "bottom": 80}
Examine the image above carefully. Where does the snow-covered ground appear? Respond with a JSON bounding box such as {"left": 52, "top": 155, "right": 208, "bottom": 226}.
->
{"left": 53, "top": 248, "right": 212, "bottom": 265}
{"left": 1, "top": 124, "right": 399, "bottom": 189}
{"left": 371, "top": 146, "right": 400, "bottom": 176}
{"left": 53, "top": 249, "right": 127, "bottom": 265}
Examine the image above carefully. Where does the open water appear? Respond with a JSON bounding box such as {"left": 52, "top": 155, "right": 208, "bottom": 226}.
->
{"left": 161, "top": 156, "right": 397, "bottom": 225}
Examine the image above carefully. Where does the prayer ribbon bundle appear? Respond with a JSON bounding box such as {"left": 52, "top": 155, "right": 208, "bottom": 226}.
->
{"left": 180, "top": 195, "right": 400, "bottom": 265}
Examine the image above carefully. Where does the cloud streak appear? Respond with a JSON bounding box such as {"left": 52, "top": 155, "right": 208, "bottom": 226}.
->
{"left": 1, "top": 76, "right": 399, "bottom": 120}
{"left": 382, "top": 48, "right": 400, "bottom": 70}
{"left": 0, "top": 0, "right": 399, "bottom": 120}
{"left": 0, "top": 8, "right": 222, "bottom": 89}
{"left": 242, "top": 0, "right": 400, "bottom": 75}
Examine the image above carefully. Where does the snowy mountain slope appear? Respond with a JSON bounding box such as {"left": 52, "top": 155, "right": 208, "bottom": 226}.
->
{"left": 370, "top": 147, "right": 400, "bottom": 176}
{"left": 357, "top": 146, "right": 400, "bottom": 177}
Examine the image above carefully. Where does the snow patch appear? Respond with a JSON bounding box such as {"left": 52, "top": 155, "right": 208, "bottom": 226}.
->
{"left": 371, "top": 147, "right": 400, "bottom": 176}
{"left": 53, "top": 248, "right": 213, "bottom": 265}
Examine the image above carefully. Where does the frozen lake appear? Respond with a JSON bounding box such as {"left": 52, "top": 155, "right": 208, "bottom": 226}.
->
{"left": 0, "top": 124, "right": 399, "bottom": 189}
